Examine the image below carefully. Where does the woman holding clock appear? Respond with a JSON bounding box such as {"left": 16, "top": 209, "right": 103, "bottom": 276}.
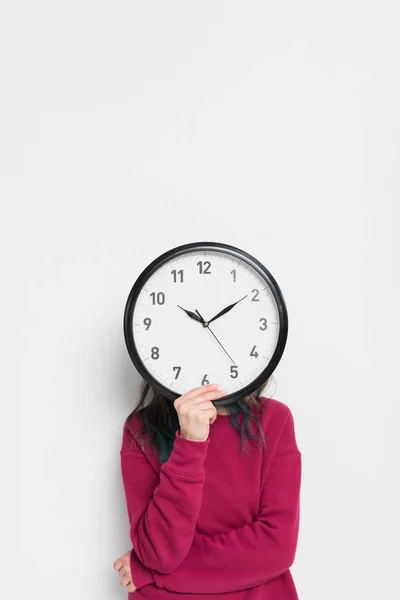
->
{"left": 113, "top": 242, "right": 302, "bottom": 599}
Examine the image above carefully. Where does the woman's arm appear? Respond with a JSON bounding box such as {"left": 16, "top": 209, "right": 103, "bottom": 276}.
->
{"left": 120, "top": 423, "right": 210, "bottom": 584}
{"left": 152, "top": 406, "right": 301, "bottom": 594}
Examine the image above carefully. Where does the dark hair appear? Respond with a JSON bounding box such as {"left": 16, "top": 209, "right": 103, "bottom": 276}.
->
{"left": 125, "top": 376, "right": 275, "bottom": 465}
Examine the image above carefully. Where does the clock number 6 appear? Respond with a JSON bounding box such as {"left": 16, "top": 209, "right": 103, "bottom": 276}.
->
{"left": 201, "top": 374, "right": 210, "bottom": 385}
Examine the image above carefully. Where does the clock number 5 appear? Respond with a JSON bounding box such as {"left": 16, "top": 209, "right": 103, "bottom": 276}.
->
{"left": 230, "top": 365, "right": 238, "bottom": 378}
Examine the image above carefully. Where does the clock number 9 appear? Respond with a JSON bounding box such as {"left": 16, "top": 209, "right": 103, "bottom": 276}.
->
{"left": 143, "top": 318, "right": 152, "bottom": 330}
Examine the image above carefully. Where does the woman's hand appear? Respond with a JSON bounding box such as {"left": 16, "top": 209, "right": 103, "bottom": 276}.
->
{"left": 174, "top": 383, "right": 227, "bottom": 442}
{"left": 113, "top": 550, "right": 137, "bottom": 593}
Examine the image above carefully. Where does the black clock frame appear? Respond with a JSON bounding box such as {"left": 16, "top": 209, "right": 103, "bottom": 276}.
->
{"left": 123, "top": 241, "right": 288, "bottom": 407}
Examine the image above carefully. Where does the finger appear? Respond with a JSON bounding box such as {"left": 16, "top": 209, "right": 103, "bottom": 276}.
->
{"left": 179, "top": 384, "right": 219, "bottom": 401}
{"left": 113, "top": 559, "right": 122, "bottom": 571}
{"left": 120, "top": 573, "right": 132, "bottom": 586}
{"left": 188, "top": 389, "right": 228, "bottom": 407}
{"left": 127, "top": 581, "right": 137, "bottom": 592}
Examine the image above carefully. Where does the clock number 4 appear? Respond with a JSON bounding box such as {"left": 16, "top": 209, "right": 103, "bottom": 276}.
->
{"left": 250, "top": 345, "right": 259, "bottom": 358}
{"left": 197, "top": 261, "right": 211, "bottom": 275}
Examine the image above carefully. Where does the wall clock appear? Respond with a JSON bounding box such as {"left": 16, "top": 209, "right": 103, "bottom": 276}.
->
{"left": 123, "top": 241, "right": 288, "bottom": 407}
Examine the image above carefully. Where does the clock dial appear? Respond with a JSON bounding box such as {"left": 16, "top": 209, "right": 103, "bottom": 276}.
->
{"left": 124, "top": 244, "right": 288, "bottom": 404}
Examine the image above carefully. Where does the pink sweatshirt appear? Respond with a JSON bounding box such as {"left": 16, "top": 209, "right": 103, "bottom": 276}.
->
{"left": 120, "top": 396, "right": 302, "bottom": 599}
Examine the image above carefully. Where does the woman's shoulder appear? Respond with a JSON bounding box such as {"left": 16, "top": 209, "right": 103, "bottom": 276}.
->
{"left": 258, "top": 396, "right": 299, "bottom": 447}
{"left": 121, "top": 408, "right": 147, "bottom": 452}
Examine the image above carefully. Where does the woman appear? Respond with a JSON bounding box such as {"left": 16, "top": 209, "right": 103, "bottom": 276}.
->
{"left": 113, "top": 376, "right": 301, "bottom": 599}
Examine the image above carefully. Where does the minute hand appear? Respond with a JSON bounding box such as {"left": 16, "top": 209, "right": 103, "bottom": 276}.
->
{"left": 207, "top": 295, "right": 248, "bottom": 326}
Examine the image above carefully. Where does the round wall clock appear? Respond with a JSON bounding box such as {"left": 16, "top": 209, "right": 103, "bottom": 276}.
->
{"left": 123, "top": 241, "right": 288, "bottom": 407}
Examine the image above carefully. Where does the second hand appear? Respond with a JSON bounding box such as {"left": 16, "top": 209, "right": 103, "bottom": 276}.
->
{"left": 195, "top": 309, "right": 236, "bottom": 365}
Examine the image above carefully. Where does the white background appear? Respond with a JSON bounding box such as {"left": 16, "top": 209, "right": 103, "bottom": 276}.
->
{"left": 1, "top": 2, "right": 399, "bottom": 599}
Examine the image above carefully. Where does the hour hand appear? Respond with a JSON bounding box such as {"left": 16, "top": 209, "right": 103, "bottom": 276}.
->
{"left": 177, "top": 305, "right": 203, "bottom": 323}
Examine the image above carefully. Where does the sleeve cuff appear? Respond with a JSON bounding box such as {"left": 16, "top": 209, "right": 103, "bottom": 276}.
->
{"left": 130, "top": 548, "right": 154, "bottom": 589}
{"left": 163, "top": 429, "right": 210, "bottom": 476}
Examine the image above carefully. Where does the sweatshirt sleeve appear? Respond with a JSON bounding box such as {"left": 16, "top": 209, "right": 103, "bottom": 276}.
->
{"left": 153, "top": 407, "right": 302, "bottom": 594}
{"left": 120, "top": 423, "right": 209, "bottom": 586}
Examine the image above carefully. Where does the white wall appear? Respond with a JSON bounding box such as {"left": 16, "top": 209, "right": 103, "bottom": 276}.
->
{"left": 2, "top": 2, "right": 399, "bottom": 599}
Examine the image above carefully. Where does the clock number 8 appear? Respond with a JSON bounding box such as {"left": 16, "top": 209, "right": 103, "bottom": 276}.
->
{"left": 151, "top": 347, "right": 160, "bottom": 359}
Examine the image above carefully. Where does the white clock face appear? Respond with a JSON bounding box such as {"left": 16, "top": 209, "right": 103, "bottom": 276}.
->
{"left": 129, "top": 249, "right": 281, "bottom": 397}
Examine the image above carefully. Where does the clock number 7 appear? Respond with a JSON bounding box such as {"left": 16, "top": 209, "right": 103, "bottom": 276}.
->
{"left": 173, "top": 366, "right": 181, "bottom": 379}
